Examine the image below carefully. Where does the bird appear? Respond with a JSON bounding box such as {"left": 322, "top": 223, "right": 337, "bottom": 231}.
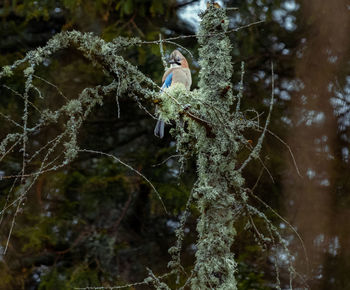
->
{"left": 206, "top": 2, "right": 221, "bottom": 9}
{"left": 154, "top": 50, "right": 192, "bottom": 138}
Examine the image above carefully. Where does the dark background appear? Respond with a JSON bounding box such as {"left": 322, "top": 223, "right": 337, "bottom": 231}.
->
{"left": 0, "top": 0, "right": 349, "bottom": 289}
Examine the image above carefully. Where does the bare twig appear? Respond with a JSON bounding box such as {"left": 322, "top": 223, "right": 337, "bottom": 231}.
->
{"left": 33, "top": 74, "right": 68, "bottom": 101}
{"left": 159, "top": 34, "right": 168, "bottom": 71}
{"left": 247, "top": 188, "right": 310, "bottom": 279}
{"left": 142, "top": 20, "right": 264, "bottom": 45}
{"left": 238, "top": 62, "right": 275, "bottom": 173}
{"left": 152, "top": 154, "right": 183, "bottom": 167}
{"left": 79, "top": 149, "right": 168, "bottom": 214}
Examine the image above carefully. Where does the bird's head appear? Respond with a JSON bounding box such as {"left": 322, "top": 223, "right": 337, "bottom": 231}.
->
{"left": 169, "top": 50, "right": 189, "bottom": 68}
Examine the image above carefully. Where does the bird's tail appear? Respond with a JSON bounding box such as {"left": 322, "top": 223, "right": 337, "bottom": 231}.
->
{"left": 154, "top": 118, "right": 165, "bottom": 138}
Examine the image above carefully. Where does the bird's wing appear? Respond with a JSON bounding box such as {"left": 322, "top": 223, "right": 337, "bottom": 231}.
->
{"left": 162, "top": 68, "right": 175, "bottom": 83}
{"left": 171, "top": 68, "right": 192, "bottom": 90}
{"left": 161, "top": 72, "right": 173, "bottom": 89}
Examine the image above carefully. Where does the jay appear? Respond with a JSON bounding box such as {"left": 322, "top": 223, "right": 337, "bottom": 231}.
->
{"left": 154, "top": 50, "right": 192, "bottom": 138}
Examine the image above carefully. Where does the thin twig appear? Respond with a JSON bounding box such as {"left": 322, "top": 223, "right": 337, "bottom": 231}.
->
{"left": 33, "top": 74, "right": 68, "bottom": 101}
{"left": 159, "top": 34, "right": 168, "bottom": 71}
{"left": 142, "top": 20, "right": 264, "bottom": 44}
{"left": 0, "top": 112, "right": 24, "bottom": 129}
{"left": 0, "top": 136, "right": 23, "bottom": 162}
{"left": 236, "top": 61, "right": 245, "bottom": 113}
{"left": 2, "top": 199, "right": 21, "bottom": 255}
{"left": 152, "top": 154, "right": 182, "bottom": 167}
{"left": 247, "top": 189, "right": 310, "bottom": 280}
{"left": 74, "top": 272, "right": 172, "bottom": 290}
{"left": 79, "top": 149, "right": 168, "bottom": 214}
{"left": 263, "top": 127, "right": 302, "bottom": 178}
{"left": 3, "top": 85, "right": 42, "bottom": 114}
{"left": 238, "top": 61, "right": 274, "bottom": 172}
{"left": 164, "top": 40, "right": 194, "bottom": 59}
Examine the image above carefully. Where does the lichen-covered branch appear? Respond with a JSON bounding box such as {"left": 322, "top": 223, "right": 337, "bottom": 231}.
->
{"left": 0, "top": 3, "right": 300, "bottom": 289}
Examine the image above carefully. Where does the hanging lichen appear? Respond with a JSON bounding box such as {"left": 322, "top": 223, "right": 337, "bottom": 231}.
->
{"left": 0, "top": 2, "right": 301, "bottom": 290}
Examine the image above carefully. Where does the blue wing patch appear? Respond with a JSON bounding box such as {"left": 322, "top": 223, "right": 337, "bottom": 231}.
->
{"left": 161, "top": 72, "right": 173, "bottom": 90}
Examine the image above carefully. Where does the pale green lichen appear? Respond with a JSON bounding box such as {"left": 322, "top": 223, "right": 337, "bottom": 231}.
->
{"left": 1, "top": 65, "right": 13, "bottom": 77}
{"left": 23, "top": 66, "right": 34, "bottom": 77}
{"left": 64, "top": 99, "right": 83, "bottom": 115}
{"left": 0, "top": 133, "right": 22, "bottom": 156}
{"left": 0, "top": 3, "right": 297, "bottom": 289}
{"left": 156, "top": 83, "right": 188, "bottom": 122}
{"left": 159, "top": 3, "right": 285, "bottom": 290}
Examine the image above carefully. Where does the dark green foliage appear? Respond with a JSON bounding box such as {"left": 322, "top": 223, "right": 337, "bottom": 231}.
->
{"left": 1, "top": 0, "right": 350, "bottom": 289}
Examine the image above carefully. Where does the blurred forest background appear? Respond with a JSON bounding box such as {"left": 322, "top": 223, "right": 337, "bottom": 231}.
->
{"left": 0, "top": 0, "right": 350, "bottom": 289}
